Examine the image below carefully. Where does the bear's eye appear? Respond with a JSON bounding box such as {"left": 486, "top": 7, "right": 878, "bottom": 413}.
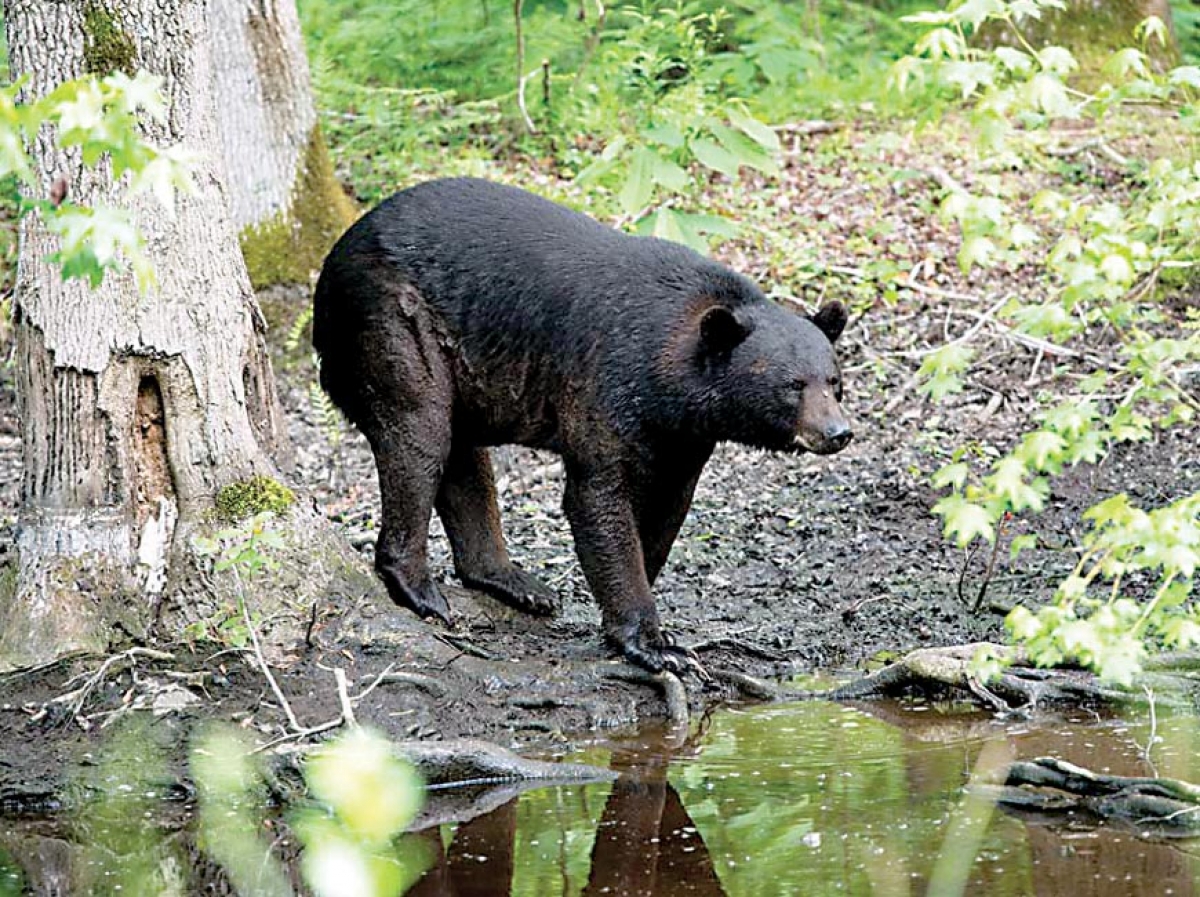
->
{"left": 829, "top": 376, "right": 843, "bottom": 400}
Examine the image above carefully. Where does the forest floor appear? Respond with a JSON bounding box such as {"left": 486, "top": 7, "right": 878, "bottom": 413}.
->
{"left": 0, "top": 117, "right": 1197, "bottom": 806}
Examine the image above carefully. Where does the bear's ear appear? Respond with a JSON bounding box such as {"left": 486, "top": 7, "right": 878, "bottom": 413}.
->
{"left": 699, "top": 306, "right": 752, "bottom": 355}
{"left": 811, "top": 301, "right": 848, "bottom": 344}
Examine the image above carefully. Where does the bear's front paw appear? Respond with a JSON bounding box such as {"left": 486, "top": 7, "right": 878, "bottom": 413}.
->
{"left": 608, "top": 622, "right": 706, "bottom": 677}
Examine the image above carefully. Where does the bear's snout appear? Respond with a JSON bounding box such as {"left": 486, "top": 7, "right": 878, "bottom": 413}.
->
{"left": 819, "top": 420, "right": 854, "bottom": 453}
{"left": 794, "top": 420, "right": 853, "bottom": 455}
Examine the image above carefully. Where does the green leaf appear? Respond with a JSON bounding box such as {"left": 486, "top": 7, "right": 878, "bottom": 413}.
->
{"left": 953, "top": 0, "right": 1005, "bottom": 29}
{"left": 1016, "top": 429, "right": 1067, "bottom": 470}
{"left": 649, "top": 152, "right": 689, "bottom": 192}
{"left": 1010, "top": 533, "right": 1037, "bottom": 560}
{"left": 1168, "top": 66, "right": 1200, "bottom": 89}
{"left": 727, "top": 107, "right": 780, "bottom": 153}
{"left": 915, "top": 28, "right": 964, "bottom": 61}
{"left": 1104, "top": 48, "right": 1149, "bottom": 81}
{"left": 1093, "top": 634, "right": 1143, "bottom": 686}
{"left": 957, "top": 235, "right": 995, "bottom": 272}
{"left": 942, "top": 60, "right": 995, "bottom": 100}
{"left": 993, "top": 47, "right": 1033, "bottom": 75}
{"left": 708, "top": 122, "right": 779, "bottom": 175}
{"left": 900, "top": 10, "right": 955, "bottom": 25}
{"left": 649, "top": 207, "right": 688, "bottom": 245}
{"left": 307, "top": 728, "right": 424, "bottom": 843}
{"left": 1025, "top": 72, "right": 1073, "bottom": 117}
{"left": 1099, "top": 253, "right": 1134, "bottom": 287}
{"left": 1160, "top": 615, "right": 1200, "bottom": 649}
{"left": 54, "top": 82, "right": 106, "bottom": 137}
{"left": 933, "top": 494, "right": 996, "bottom": 546}
{"left": 618, "top": 147, "right": 655, "bottom": 215}
{"left": 888, "top": 56, "right": 926, "bottom": 95}
{"left": 932, "top": 461, "right": 970, "bottom": 490}
{"left": 1057, "top": 618, "right": 1102, "bottom": 658}
{"left": 1035, "top": 46, "right": 1077, "bottom": 76}
{"left": 1007, "top": 222, "right": 1039, "bottom": 246}
{"left": 106, "top": 70, "right": 167, "bottom": 120}
{"left": 1136, "top": 15, "right": 1169, "bottom": 48}
{"left": 674, "top": 211, "right": 739, "bottom": 250}
{"left": 643, "top": 123, "right": 685, "bottom": 149}
{"left": 1006, "top": 604, "right": 1042, "bottom": 641}
{"left": 917, "top": 342, "right": 975, "bottom": 401}
{"left": 987, "top": 456, "right": 1046, "bottom": 512}
{"left": 678, "top": 213, "right": 739, "bottom": 239}
{"left": 689, "top": 137, "right": 742, "bottom": 179}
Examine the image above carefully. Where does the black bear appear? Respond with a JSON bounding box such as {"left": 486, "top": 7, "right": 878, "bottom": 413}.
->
{"left": 313, "top": 177, "right": 852, "bottom": 673}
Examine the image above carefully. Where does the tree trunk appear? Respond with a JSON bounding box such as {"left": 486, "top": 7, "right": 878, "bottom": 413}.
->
{"left": 978, "top": 0, "right": 1179, "bottom": 71}
{"left": 208, "top": 0, "right": 355, "bottom": 288}
{"left": 0, "top": 0, "right": 359, "bottom": 670}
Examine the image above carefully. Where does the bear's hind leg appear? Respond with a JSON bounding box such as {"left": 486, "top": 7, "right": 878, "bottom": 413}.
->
{"left": 436, "top": 444, "right": 559, "bottom": 616}
{"left": 373, "top": 425, "right": 454, "bottom": 623}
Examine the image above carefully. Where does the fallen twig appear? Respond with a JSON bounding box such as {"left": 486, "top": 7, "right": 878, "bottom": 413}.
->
{"left": 236, "top": 570, "right": 301, "bottom": 732}
{"left": 334, "top": 667, "right": 357, "bottom": 729}
{"left": 51, "top": 647, "right": 175, "bottom": 722}
{"left": 1044, "top": 137, "right": 1130, "bottom": 167}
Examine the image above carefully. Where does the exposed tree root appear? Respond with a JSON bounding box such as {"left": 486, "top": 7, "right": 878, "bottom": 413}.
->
{"left": 816, "top": 643, "right": 1168, "bottom": 711}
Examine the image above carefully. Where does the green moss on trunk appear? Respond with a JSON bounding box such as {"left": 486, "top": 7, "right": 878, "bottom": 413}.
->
{"left": 239, "top": 125, "right": 357, "bottom": 289}
{"left": 82, "top": 2, "right": 137, "bottom": 76}
{"left": 215, "top": 475, "right": 295, "bottom": 522}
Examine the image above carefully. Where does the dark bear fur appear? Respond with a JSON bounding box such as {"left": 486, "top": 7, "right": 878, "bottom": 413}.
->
{"left": 313, "top": 177, "right": 852, "bottom": 673}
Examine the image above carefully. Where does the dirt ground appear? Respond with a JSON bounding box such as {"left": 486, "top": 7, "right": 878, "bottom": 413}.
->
{"left": 1, "top": 124, "right": 1197, "bottom": 807}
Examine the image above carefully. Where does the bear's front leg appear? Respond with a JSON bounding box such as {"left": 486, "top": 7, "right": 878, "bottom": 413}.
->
{"left": 562, "top": 464, "right": 699, "bottom": 674}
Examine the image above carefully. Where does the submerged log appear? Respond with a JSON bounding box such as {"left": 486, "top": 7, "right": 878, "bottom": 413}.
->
{"left": 980, "top": 757, "right": 1200, "bottom": 837}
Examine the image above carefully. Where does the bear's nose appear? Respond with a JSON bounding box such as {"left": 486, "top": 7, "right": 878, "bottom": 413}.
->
{"left": 823, "top": 421, "right": 853, "bottom": 452}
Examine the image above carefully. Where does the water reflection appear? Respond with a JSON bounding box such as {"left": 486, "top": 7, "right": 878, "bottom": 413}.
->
{"left": 411, "top": 702, "right": 1200, "bottom": 896}
{"left": 3, "top": 701, "right": 1200, "bottom": 895}
{"left": 408, "top": 730, "right": 726, "bottom": 896}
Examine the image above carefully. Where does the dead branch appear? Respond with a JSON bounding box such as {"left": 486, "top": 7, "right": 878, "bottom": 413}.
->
{"left": 1043, "top": 137, "right": 1130, "bottom": 167}
{"left": 514, "top": 0, "right": 537, "bottom": 133}
{"left": 333, "top": 667, "right": 356, "bottom": 728}
{"left": 49, "top": 647, "right": 175, "bottom": 722}
{"left": 237, "top": 572, "right": 301, "bottom": 732}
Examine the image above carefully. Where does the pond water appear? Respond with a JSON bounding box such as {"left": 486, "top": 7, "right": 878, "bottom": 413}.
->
{"left": 3, "top": 699, "right": 1199, "bottom": 895}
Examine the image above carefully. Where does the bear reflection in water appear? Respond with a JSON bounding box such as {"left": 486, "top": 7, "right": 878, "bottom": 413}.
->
{"left": 407, "top": 732, "right": 725, "bottom": 897}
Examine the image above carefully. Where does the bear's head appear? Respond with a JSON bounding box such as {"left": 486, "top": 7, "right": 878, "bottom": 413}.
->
{"left": 690, "top": 298, "right": 852, "bottom": 455}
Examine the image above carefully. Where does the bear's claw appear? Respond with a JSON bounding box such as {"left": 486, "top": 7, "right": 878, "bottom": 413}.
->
{"left": 379, "top": 564, "right": 454, "bottom": 625}
{"left": 461, "top": 565, "right": 560, "bottom": 617}
{"left": 610, "top": 624, "right": 708, "bottom": 679}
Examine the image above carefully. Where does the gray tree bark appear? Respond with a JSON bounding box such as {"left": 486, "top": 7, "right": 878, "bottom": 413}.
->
{"left": 0, "top": 0, "right": 358, "bottom": 670}
{"left": 208, "top": 0, "right": 355, "bottom": 287}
